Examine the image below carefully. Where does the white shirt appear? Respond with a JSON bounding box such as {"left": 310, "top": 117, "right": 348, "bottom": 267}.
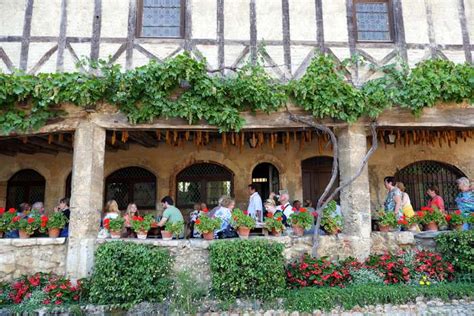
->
{"left": 247, "top": 192, "right": 263, "bottom": 219}
{"left": 280, "top": 203, "right": 294, "bottom": 220}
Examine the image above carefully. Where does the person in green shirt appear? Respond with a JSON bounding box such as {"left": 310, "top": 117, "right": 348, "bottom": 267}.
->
{"left": 156, "top": 196, "right": 184, "bottom": 227}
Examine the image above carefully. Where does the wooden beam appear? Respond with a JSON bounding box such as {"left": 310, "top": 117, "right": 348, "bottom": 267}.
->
{"left": 315, "top": 0, "right": 325, "bottom": 53}
{"left": 457, "top": 0, "right": 472, "bottom": 63}
{"left": 128, "top": 131, "right": 158, "bottom": 147}
{"left": 26, "top": 137, "right": 72, "bottom": 153}
{"left": 392, "top": 0, "right": 408, "bottom": 61}
{"left": 281, "top": 0, "right": 292, "bottom": 76}
{"left": 184, "top": 0, "right": 193, "bottom": 51}
{"left": 216, "top": 0, "right": 224, "bottom": 72}
{"left": 126, "top": 0, "right": 137, "bottom": 70}
{"left": 424, "top": 0, "right": 437, "bottom": 58}
{"left": 56, "top": 0, "right": 68, "bottom": 71}
{"left": 0, "top": 47, "right": 14, "bottom": 71}
{"left": 20, "top": 0, "right": 35, "bottom": 71}
{"left": 28, "top": 45, "right": 58, "bottom": 74}
{"left": 249, "top": 0, "right": 257, "bottom": 64}
{"left": 90, "top": 0, "right": 102, "bottom": 61}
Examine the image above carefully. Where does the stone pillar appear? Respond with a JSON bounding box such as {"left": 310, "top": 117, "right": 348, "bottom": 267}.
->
{"left": 66, "top": 122, "right": 105, "bottom": 279}
{"left": 337, "top": 124, "right": 371, "bottom": 260}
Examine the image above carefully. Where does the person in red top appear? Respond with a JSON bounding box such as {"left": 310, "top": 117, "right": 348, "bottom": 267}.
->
{"left": 426, "top": 185, "right": 445, "bottom": 213}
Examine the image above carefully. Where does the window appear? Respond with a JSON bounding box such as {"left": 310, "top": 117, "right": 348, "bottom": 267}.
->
{"left": 395, "top": 161, "right": 466, "bottom": 211}
{"left": 105, "top": 167, "right": 157, "bottom": 210}
{"left": 176, "top": 163, "right": 233, "bottom": 209}
{"left": 353, "top": 0, "right": 393, "bottom": 42}
{"left": 6, "top": 169, "right": 46, "bottom": 209}
{"left": 137, "top": 0, "right": 185, "bottom": 38}
{"left": 301, "top": 156, "right": 339, "bottom": 206}
{"left": 252, "top": 163, "right": 280, "bottom": 201}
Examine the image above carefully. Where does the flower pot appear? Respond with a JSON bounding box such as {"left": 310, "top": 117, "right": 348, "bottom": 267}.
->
{"left": 408, "top": 224, "right": 420, "bottom": 232}
{"left": 136, "top": 231, "right": 148, "bottom": 239}
{"left": 203, "top": 232, "right": 214, "bottom": 240}
{"left": 110, "top": 230, "right": 121, "bottom": 239}
{"left": 161, "top": 230, "right": 173, "bottom": 241}
{"left": 292, "top": 225, "right": 304, "bottom": 237}
{"left": 271, "top": 229, "right": 282, "bottom": 237}
{"left": 19, "top": 230, "right": 31, "bottom": 239}
{"left": 238, "top": 227, "right": 251, "bottom": 239}
{"left": 378, "top": 225, "right": 391, "bottom": 232}
{"left": 452, "top": 224, "right": 463, "bottom": 231}
{"left": 425, "top": 222, "right": 438, "bottom": 231}
{"left": 48, "top": 228, "right": 61, "bottom": 238}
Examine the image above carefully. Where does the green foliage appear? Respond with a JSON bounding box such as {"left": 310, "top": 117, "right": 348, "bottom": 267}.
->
{"left": 264, "top": 212, "right": 285, "bottom": 232}
{"left": 376, "top": 210, "right": 398, "bottom": 228}
{"left": 289, "top": 208, "right": 314, "bottom": 230}
{"left": 169, "top": 270, "right": 208, "bottom": 314}
{"left": 231, "top": 208, "right": 256, "bottom": 229}
{"left": 164, "top": 220, "right": 184, "bottom": 237}
{"left": 46, "top": 212, "right": 68, "bottom": 230}
{"left": 195, "top": 215, "right": 221, "bottom": 234}
{"left": 209, "top": 239, "right": 286, "bottom": 300}
{"left": 320, "top": 201, "right": 343, "bottom": 233}
{"left": 130, "top": 214, "right": 154, "bottom": 232}
{"left": 88, "top": 241, "right": 173, "bottom": 308}
{"left": 348, "top": 267, "right": 384, "bottom": 285}
{"left": 436, "top": 230, "right": 474, "bottom": 273}
{"left": 0, "top": 54, "right": 472, "bottom": 134}
{"left": 284, "top": 283, "right": 474, "bottom": 312}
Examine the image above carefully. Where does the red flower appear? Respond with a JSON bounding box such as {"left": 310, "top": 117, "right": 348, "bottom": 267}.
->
{"left": 43, "top": 299, "right": 51, "bottom": 305}
{"left": 266, "top": 212, "right": 273, "bottom": 218}
{"left": 276, "top": 217, "right": 282, "bottom": 222}
{"left": 243, "top": 210, "right": 249, "bottom": 215}
{"left": 454, "top": 210, "right": 461, "bottom": 215}
{"left": 55, "top": 300, "right": 62, "bottom": 305}
{"left": 56, "top": 292, "right": 62, "bottom": 298}
{"left": 73, "top": 295, "right": 79, "bottom": 301}
{"left": 137, "top": 216, "right": 144, "bottom": 222}
{"left": 8, "top": 208, "right": 16, "bottom": 214}
{"left": 300, "top": 208, "right": 307, "bottom": 213}
{"left": 12, "top": 216, "right": 21, "bottom": 222}
{"left": 202, "top": 208, "right": 209, "bottom": 213}
{"left": 421, "top": 206, "right": 433, "bottom": 212}
{"left": 103, "top": 218, "right": 110, "bottom": 229}
{"left": 0, "top": 207, "right": 4, "bottom": 215}
{"left": 292, "top": 207, "right": 297, "bottom": 211}
{"left": 445, "top": 214, "right": 452, "bottom": 222}
{"left": 195, "top": 219, "right": 201, "bottom": 225}
{"left": 132, "top": 216, "right": 138, "bottom": 221}
{"left": 312, "top": 211, "right": 318, "bottom": 217}
{"left": 416, "top": 211, "right": 425, "bottom": 218}
{"left": 27, "top": 217, "right": 35, "bottom": 224}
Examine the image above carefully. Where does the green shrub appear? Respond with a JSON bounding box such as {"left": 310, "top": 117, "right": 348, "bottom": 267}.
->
{"left": 88, "top": 241, "right": 173, "bottom": 307}
{"left": 436, "top": 230, "right": 474, "bottom": 272}
{"left": 284, "top": 283, "right": 474, "bottom": 312}
{"left": 209, "top": 239, "right": 285, "bottom": 300}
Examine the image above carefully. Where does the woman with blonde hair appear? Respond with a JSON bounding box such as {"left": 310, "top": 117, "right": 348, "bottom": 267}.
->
{"left": 213, "top": 195, "right": 236, "bottom": 238}
{"left": 124, "top": 203, "right": 139, "bottom": 238}
{"left": 98, "top": 200, "right": 121, "bottom": 238}
{"left": 396, "top": 182, "right": 414, "bottom": 218}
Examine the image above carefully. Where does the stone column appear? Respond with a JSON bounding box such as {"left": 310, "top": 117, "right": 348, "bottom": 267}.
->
{"left": 337, "top": 124, "right": 371, "bottom": 260}
{"left": 66, "top": 122, "right": 105, "bottom": 279}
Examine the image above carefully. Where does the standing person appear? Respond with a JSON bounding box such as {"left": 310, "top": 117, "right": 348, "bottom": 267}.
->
{"left": 213, "top": 195, "right": 236, "bottom": 238}
{"left": 269, "top": 191, "right": 293, "bottom": 226}
{"left": 54, "top": 198, "right": 70, "bottom": 237}
{"left": 426, "top": 186, "right": 445, "bottom": 213}
{"left": 395, "top": 182, "right": 415, "bottom": 218}
{"left": 123, "top": 203, "right": 139, "bottom": 238}
{"left": 156, "top": 196, "right": 184, "bottom": 227}
{"left": 383, "top": 176, "right": 402, "bottom": 220}
{"left": 247, "top": 184, "right": 263, "bottom": 221}
{"left": 98, "top": 200, "right": 120, "bottom": 238}
{"left": 455, "top": 177, "right": 474, "bottom": 230}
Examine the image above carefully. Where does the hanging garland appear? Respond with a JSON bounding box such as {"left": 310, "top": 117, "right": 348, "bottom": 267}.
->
{"left": 0, "top": 52, "right": 472, "bottom": 134}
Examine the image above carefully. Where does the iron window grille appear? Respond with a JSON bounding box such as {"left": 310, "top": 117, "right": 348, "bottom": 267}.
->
{"left": 6, "top": 169, "right": 46, "bottom": 210}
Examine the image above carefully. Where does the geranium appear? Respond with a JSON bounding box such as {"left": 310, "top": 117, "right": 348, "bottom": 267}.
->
{"left": 445, "top": 210, "right": 464, "bottom": 226}
{"left": 264, "top": 213, "right": 285, "bottom": 232}
{"left": 9, "top": 216, "right": 40, "bottom": 235}
{"left": 131, "top": 214, "right": 154, "bottom": 232}
{"left": 40, "top": 215, "right": 48, "bottom": 228}
{"left": 321, "top": 201, "right": 343, "bottom": 233}
{"left": 417, "top": 206, "right": 446, "bottom": 226}
{"left": 103, "top": 218, "right": 110, "bottom": 230}
{"left": 0, "top": 208, "right": 16, "bottom": 232}
{"left": 108, "top": 217, "right": 125, "bottom": 232}
{"left": 290, "top": 208, "right": 313, "bottom": 229}
{"left": 414, "top": 250, "right": 455, "bottom": 282}
{"left": 376, "top": 210, "right": 398, "bottom": 228}
{"left": 231, "top": 208, "right": 256, "bottom": 229}
{"left": 46, "top": 212, "right": 68, "bottom": 230}
{"left": 0, "top": 207, "right": 4, "bottom": 215}
{"left": 8, "top": 208, "right": 16, "bottom": 214}
{"left": 164, "top": 220, "right": 184, "bottom": 237}
{"left": 195, "top": 216, "right": 221, "bottom": 234}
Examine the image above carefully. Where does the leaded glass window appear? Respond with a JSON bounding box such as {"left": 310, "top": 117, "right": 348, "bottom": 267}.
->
{"left": 105, "top": 167, "right": 157, "bottom": 210}
{"left": 176, "top": 163, "right": 233, "bottom": 209}
{"left": 138, "top": 0, "right": 184, "bottom": 38}
{"left": 354, "top": 0, "right": 393, "bottom": 42}
{"left": 6, "top": 169, "right": 46, "bottom": 209}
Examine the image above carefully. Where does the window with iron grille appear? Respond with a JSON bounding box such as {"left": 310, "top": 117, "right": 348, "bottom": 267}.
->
{"left": 176, "top": 163, "right": 233, "bottom": 209}
{"left": 353, "top": 0, "right": 394, "bottom": 42}
{"left": 137, "top": 0, "right": 185, "bottom": 38}
{"left": 105, "top": 167, "right": 157, "bottom": 210}
{"left": 395, "top": 161, "right": 466, "bottom": 211}
{"left": 6, "top": 169, "right": 46, "bottom": 209}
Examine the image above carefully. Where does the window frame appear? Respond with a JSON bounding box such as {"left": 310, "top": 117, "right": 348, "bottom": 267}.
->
{"left": 136, "top": 0, "right": 186, "bottom": 39}
{"left": 352, "top": 0, "right": 395, "bottom": 43}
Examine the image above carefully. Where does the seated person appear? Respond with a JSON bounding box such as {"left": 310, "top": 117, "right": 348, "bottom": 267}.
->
{"left": 5, "top": 203, "right": 31, "bottom": 238}
{"left": 156, "top": 196, "right": 184, "bottom": 238}
{"left": 54, "top": 197, "right": 71, "bottom": 237}
{"left": 213, "top": 196, "right": 237, "bottom": 239}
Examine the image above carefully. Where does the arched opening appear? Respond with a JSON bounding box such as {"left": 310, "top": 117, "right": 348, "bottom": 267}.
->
{"left": 395, "top": 160, "right": 466, "bottom": 211}
{"left": 105, "top": 167, "right": 157, "bottom": 210}
{"left": 6, "top": 169, "right": 46, "bottom": 209}
{"left": 65, "top": 172, "right": 72, "bottom": 199}
{"left": 176, "top": 162, "right": 233, "bottom": 209}
{"left": 301, "top": 156, "right": 339, "bottom": 206}
{"left": 251, "top": 163, "right": 280, "bottom": 200}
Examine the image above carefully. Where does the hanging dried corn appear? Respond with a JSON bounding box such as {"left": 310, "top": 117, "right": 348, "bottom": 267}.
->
{"left": 165, "top": 131, "right": 170, "bottom": 145}
{"left": 111, "top": 131, "right": 116, "bottom": 145}
{"left": 121, "top": 131, "right": 128, "bottom": 143}
{"left": 156, "top": 130, "right": 161, "bottom": 141}
{"left": 58, "top": 133, "right": 64, "bottom": 143}
{"left": 48, "top": 134, "right": 53, "bottom": 144}
{"left": 185, "top": 131, "right": 190, "bottom": 141}
{"left": 222, "top": 132, "right": 227, "bottom": 149}
{"left": 240, "top": 132, "right": 244, "bottom": 152}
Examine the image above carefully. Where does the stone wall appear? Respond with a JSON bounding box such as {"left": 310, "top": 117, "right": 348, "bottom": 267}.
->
{"left": 0, "top": 238, "right": 67, "bottom": 282}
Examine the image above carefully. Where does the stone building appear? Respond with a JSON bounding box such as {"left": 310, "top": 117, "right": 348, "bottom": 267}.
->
{"left": 0, "top": 0, "right": 472, "bottom": 280}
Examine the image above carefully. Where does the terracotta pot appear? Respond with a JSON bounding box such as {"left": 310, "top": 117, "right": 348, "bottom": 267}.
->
{"left": 408, "top": 224, "right": 420, "bottom": 232}
{"left": 292, "top": 225, "right": 304, "bottom": 237}
{"left": 271, "top": 228, "right": 282, "bottom": 237}
{"left": 19, "top": 230, "right": 31, "bottom": 239}
{"left": 48, "top": 228, "right": 61, "bottom": 238}
{"left": 452, "top": 224, "right": 463, "bottom": 231}
{"left": 203, "top": 232, "right": 214, "bottom": 240}
{"left": 425, "top": 222, "right": 438, "bottom": 231}
{"left": 161, "top": 230, "right": 173, "bottom": 241}
{"left": 238, "top": 227, "right": 251, "bottom": 239}
{"left": 136, "top": 231, "right": 148, "bottom": 239}
{"left": 378, "top": 225, "right": 391, "bottom": 232}
{"left": 110, "top": 230, "right": 121, "bottom": 239}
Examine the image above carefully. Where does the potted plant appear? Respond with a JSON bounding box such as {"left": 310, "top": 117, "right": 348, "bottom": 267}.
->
{"left": 10, "top": 216, "right": 40, "bottom": 238}
{"left": 107, "top": 217, "right": 124, "bottom": 239}
{"left": 231, "top": 209, "right": 256, "bottom": 239}
{"left": 163, "top": 221, "right": 184, "bottom": 240}
{"left": 397, "top": 215, "right": 420, "bottom": 232}
{"left": 43, "top": 212, "right": 68, "bottom": 237}
{"left": 195, "top": 216, "right": 221, "bottom": 240}
{"left": 0, "top": 208, "right": 16, "bottom": 238}
{"left": 417, "top": 206, "right": 446, "bottom": 231}
{"left": 131, "top": 215, "right": 154, "bottom": 239}
{"left": 264, "top": 213, "right": 285, "bottom": 236}
{"left": 376, "top": 211, "right": 397, "bottom": 232}
{"left": 320, "top": 201, "right": 343, "bottom": 235}
{"left": 289, "top": 208, "right": 313, "bottom": 236}
{"left": 445, "top": 210, "right": 464, "bottom": 231}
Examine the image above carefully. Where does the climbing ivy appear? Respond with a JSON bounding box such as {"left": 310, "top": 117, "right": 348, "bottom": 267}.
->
{"left": 0, "top": 52, "right": 472, "bottom": 134}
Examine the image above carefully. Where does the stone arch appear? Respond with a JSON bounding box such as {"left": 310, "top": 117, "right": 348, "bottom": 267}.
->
{"left": 6, "top": 169, "right": 46, "bottom": 209}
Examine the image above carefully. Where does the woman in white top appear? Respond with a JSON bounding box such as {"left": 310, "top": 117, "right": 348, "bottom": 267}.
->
{"left": 98, "top": 200, "right": 120, "bottom": 238}
{"left": 213, "top": 196, "right": 235, "bottom": 237}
